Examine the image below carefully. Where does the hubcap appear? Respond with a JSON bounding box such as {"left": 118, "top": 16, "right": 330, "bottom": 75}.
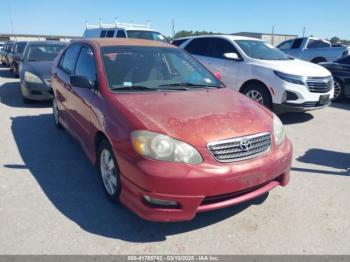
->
{"left": 100, "top": 149, "right": 118, "bottom": 195}
{"left": 53, "top": 99, "right": 59, "bottom": 125}
{"left": 246, "top": 90, "right": 264, "bottom": 104}
{"left": 333, "top": 81, "right": 341, "bottom": 100}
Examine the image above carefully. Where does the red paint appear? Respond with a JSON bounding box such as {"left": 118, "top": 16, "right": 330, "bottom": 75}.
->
{"left": 214, "top": 71, "right": 222, "bottom": 81}
{"left": 52, "top": 39, "right": 292, "bottom": 222}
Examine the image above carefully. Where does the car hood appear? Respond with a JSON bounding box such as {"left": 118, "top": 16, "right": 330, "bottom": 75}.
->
{"left": 112, "top": 88, "right": 273, "bottom": 147}
{"left": 25, "top": 61, "right": 53, "bottom": 80}
{"left": 254, "top": 58, "right": 331, "bottom": 77}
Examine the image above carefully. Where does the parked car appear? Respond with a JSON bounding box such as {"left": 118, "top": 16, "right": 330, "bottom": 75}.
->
{"left": 51, "top": 38, "right": 292, "bottom": 222}
{"left": 1, "top": 41, "right": 14, "bottom": 66}
{"left": 83, "top": 21, "right": 167, "bottom": 42}
{"left": 277, "top": 37, "right": 350, "bottom": 63}
{"left": 178, "top": 35, "right": 334, "bottom": 113}
{"left": 8, "top": 41, "right": 28, "bottom": 76}
{"left": 19, "top": 41, "right": 66, "bottom": 102}
{"left": 320, "top": 55, "right": 350, "bottom": 101}
{"left": 171, "top": 37, "right": 190, "bottom": 46}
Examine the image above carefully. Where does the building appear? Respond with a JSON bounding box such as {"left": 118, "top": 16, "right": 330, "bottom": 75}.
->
{"left": 232, "top": 32, "right": 298, "bottom": 46}
{"left": 0, "top": 33, "right": 80, "bottom": 43}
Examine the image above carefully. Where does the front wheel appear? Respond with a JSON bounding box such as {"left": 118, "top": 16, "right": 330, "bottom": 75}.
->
{"left": 98, "top": 140, "right": 121, "bottom": 202}
{"left": 332, "top": 79, "right": 344, "bottom": 102}
{"left": 242, "top": 83, "right": 273, "bottom": 110}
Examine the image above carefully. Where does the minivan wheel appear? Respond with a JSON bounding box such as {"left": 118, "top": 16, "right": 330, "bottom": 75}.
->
{"left": 98, "top": 140, "right": 121, "bottom": 202}
{"left": 243, "top": 83, "right": 273, "bottom": 109}
{"left": 332, "top": 79, "right": 344, "bottom": 101}
{"left": 53, "top": 98, "right": 62, "bottom": 129}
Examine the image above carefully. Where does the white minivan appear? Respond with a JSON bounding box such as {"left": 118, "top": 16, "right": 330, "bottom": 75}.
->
{"left": 179, "top": 35, "right": 334, "bottom": 112}
{"left": 83, "top": 22, "right": 167, "bottom": 42}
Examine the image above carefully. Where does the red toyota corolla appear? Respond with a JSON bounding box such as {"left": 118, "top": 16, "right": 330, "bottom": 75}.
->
{"left": 51, "top": 39, "right": 292, "bottom": 222}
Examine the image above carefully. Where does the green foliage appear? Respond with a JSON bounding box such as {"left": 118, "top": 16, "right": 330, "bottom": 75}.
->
{"left": 329, "top": 36, "right": 350, "bottom": 46}
{"left": 173, "top": 30, "right": 222, "bottom": 40}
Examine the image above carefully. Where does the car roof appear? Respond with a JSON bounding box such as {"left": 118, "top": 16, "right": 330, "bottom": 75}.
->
{"left": 27, "top": 41, "right": 67, "bottom": 45}
{"left": 181, "top": 34, "right": 263, "bottom": 42}
{"left": 76, "top": 38, "right": 175, "bottom": 48}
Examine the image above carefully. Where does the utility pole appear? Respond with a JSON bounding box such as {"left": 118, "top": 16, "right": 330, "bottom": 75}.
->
{"left": 172, "top": 18, "right": 175, "bottom": 39}
{"left": 302, "top": 26, "right": 306, "bottom": 37}
{"left": 8, "top": 2, "right": 16, "bottom": 40}
{"left": 271, "top": 26, "right": 275, "bottom": 46}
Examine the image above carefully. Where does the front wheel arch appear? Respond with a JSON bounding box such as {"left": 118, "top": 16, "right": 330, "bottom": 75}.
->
{"left": 239, "top": 80, "right": 273, "bottom": 109}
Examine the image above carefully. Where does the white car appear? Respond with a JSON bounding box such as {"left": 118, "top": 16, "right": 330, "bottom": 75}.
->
{"left": 83, "top": 21, "right": 167, "bottom": 42}
{"left": 179, "top": 35, "right": 334, "bottom": 112}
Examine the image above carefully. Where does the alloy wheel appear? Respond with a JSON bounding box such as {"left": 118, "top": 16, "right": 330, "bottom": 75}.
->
{"left": 53, "top": 99, "right": 59, "bottom": 126}
{"left": 100, "top": 149, "right": 118, "bottom": 196}
{"left": 246, "top": 90, "right": 264, "bottom": 105}
{"left": 333, "top": 80, "right": 342, "bottom": 100}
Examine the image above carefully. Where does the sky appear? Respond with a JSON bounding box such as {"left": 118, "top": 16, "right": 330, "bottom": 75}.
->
{"left": 0, "top": 0, "right": 349, "bottom": 39}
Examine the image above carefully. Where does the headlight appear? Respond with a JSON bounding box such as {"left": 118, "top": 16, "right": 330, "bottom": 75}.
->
{"left": 274, "top": 71, "right": 305, "bottom": 85}
{"left": 24, "top": 71, "right": 43, "bottom": 84}
{"left": 273, "top": 114, "right": 286, "bottom": 146}
{"left": 131, "top": 130, "right": 203, "bottom": 164}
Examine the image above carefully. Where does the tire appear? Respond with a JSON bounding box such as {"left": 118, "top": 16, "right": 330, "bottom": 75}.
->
{"left": 311, "top": 57, "right": 327, "bottom": 64}
{"left": 242, "top": 82, "right": 273, "bottom": 110}
{"left": 98, "top": 140, "right": 121, "bottom": 202}
{"left": 332, "top": 78, "right": 345, "bottom": 102}
{"left": 52, "top": 98, "right": 63, "bottom": 129}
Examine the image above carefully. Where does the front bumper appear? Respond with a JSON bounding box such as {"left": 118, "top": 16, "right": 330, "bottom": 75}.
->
{"left": 274, "top": 101, "right": 331, "bottom": 113}
{"left": 21, "top": 81, "right": 53, "bottom": 101}
{"left": 117, "top": 138, "right": 292, "bottom": 222}
{"left": 270, "top": 77, "right": 334, "bottom": 112}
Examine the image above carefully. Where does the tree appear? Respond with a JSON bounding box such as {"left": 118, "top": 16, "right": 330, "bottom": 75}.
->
{"left": 173, "top": 30, "right": 222, "bottom": 39}
{"left": 330, "top": 36, "right": 341, "bottom": 44}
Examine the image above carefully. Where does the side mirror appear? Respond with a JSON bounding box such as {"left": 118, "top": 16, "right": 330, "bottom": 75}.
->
{"left": 223, "top": 52, "right": 240, "bottom": 61}
{"left": 213, "top": 71, "right": 222, "bottom": 81}
{"left": 70, "top": 75, "right": 95, "bottom": 89}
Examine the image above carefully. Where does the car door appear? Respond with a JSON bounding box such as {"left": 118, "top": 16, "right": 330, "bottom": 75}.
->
{"left": 183, "top": 38, "right": 214, "bottom": 71}
{"left": 206, "top": 37, "right": 243, "bottom": 89}
{"left": 69, "top": 45, "right": 98, "bottom": 156}
{"left": 52, "top": 44, "right": 82, "bottom": 133}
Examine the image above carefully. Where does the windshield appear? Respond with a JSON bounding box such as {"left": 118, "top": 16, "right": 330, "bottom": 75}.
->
{"left": 26, "top": 44, "right": 66, "bottom": 62}
{"left": 235, "top": 40, "right": 290, "bottom": 60}
{"left": 101, "top": 46, "right": 222, "bottom": 91}
{"left": 126, "top": 30, "right": 167, "bottom": 42}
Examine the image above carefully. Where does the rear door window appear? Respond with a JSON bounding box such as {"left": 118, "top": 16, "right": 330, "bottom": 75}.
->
{"left": 116, "top": 30, "right": 127, "bottom": 38}
{"left": 60, "top": 44, "right": 81, "bottom": 75}
{"left": 184, "top": 38, "right": 211, "bottom": 57}
{"left": 106, "top": 30, "right": 115, "bottom": 38}
{"left": 291, "top": 38, "right": 303, "bottom": 49}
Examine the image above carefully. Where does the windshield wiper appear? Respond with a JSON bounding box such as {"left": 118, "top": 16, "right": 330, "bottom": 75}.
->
{"left": 111, "top": 85, "right": 190, "bottom": 91}
{"left": 110, "top": 85, "right": 158, "bottom": 91}
{"left": 159, "top": 82, "right": 223, "bottom": 88}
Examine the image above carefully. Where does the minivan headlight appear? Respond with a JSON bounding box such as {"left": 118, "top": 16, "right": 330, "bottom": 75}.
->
{"left": 273, "top": 114, "right": 286, "bottom": 145}
{"left": 24, "top": 71, "right": 43, "bottom": 84}
{"left": 131, "top": 131, "right": 203, "bottom": 164}
{"left": 274, "top": 71, "right": 305, "bottom": 86}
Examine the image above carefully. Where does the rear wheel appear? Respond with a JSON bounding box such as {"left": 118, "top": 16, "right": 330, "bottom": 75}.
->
{"left": 311, "top": 57, "right": 327, "bottom": 64}
{"left": 52, "top": 98, "right": 63, "bottom": 129}
{"left": 98, "top": 140, "right": 121, "bottom": 202}
{"left": 242, "top": 83, "right": 273, "bottom": 110}
{"left": 332, "top": 79, "right": 344, "bottom": 102}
